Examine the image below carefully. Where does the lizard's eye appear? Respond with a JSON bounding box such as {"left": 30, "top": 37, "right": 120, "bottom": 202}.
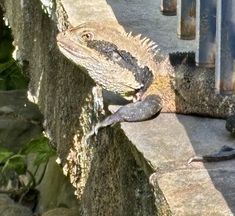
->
{"left": 81, "top": 32, "right": 94, "bottom": 41}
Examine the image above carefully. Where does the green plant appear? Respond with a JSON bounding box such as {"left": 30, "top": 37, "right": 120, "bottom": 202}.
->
{"left": 0, "top": 24, "right": 29, "bottom": 90}
{"left": 0, "top": 58, "right": 29, "bottom": 90}
{"left": 0, "top": 135, "right": 56, "bottom": 202}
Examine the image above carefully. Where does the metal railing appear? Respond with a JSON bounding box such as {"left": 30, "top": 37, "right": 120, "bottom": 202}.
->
{"left": 160, "top": 0, "right": 235, "bottom": 94}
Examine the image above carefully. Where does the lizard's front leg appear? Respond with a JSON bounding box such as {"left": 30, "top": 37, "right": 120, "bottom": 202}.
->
{"left": 85, "top": 94, "right": 162, "bottom": 141}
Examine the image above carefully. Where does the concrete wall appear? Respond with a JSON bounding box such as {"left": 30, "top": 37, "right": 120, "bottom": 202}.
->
{"left": 0, "top": 0, "right": 170, "bottom": 215}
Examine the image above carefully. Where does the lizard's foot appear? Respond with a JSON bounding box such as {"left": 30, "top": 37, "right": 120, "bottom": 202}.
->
{"left": 188, "top": 145, "right": 235, "bottom": 164}
{"left": 84, "top": 94, "right": 162, "bottom": 144}
{"left": 84, "top": 122, "right": 103, "bottom": 144}
{"left": 133, "top": 91, "right": 144, "bottom": 102}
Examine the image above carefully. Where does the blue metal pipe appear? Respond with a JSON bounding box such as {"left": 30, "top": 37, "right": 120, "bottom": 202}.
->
{"left": 195, "top": 0, "right": 217, "bottom": 67}
{"left": 160, "top": 0, "right": 177, "bottom": 16}
{"left": 177, "top": 0, "right": 196, "bottom": 40}
{"left": 215, "top": 0, "right": 235, "bottom": 94}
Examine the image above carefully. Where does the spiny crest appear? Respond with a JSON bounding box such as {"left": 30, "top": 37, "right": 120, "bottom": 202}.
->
{"left": 76, "top": 22, "right": 160, "bottom": 76}
{"left": 118, "top": 30, "right": 160, "bottom": 77}
{"left": 124, "top": 31, "right": 159, "bottom": 56}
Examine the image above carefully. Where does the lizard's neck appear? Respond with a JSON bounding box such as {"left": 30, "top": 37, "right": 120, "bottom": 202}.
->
{"left": 143, "top": 58, "right": 177, "bottom": 113}
{"left": 145, "top": 73, "right": 177, "bottom": 113}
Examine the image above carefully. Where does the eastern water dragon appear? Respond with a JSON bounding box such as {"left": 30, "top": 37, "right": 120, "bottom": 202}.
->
{"left": 56, "top": 22, "right": 235, "bottom": 163}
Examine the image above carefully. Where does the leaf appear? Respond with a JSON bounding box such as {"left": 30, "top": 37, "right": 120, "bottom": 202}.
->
{"left": 0, "top": 59, "right": 29, "bottom": 90}
{"left": 2, "top": 154, "right": 27, "bottom": 175}
{"left": 0, "top": 147, "right": 14, "bottom": 163}
{"left": 21, "top": 136, "right": 56, "bottom": 166}
{"left": 21, "top": 136, "right": 50, "bottom": 154}
{"left": 34, "top": 151, "right": 55, "bottom": 166}
{"left": 0, "top": 60, "right": 14, "bottom": 74}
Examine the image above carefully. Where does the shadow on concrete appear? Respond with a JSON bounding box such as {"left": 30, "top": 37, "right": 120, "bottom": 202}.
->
{"left": 175, "top": 114, "right": 235, "bottom": 214}
{"left": 172, "top": 56, "right": 235, "bottom": 214}
{"left": 105, "top": 0, "right": 195, "bottom": 55}
{"left": 105, "top": 0, "right": 235, "bottom": 214}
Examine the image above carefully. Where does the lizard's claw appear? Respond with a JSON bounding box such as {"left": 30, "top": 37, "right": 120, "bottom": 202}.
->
{"left": 84, "top": 127, "right": 95, "bottom": 145}
{"left": 84, "top": 125, "right": 98, "bottom": 145}
{"left": 84, "top": 122, "right": 103, "bottom": 145}
{"left": 187, "top": 156, "right": 203, "bottom": 164}
{"left": 94, "top": 123, "right": 101, "bottom": 135}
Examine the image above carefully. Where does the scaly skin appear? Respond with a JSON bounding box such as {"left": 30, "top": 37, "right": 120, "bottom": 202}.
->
{"left": 57, "top": 22, "right": 235, "bottom": 162}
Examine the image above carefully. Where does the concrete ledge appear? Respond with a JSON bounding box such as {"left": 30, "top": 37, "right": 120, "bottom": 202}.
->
{"left": 3, "top": 0, "right": 234, "bottom": 215}
{"left": 61, "top": 0, "right": 235, "bottom": 214}
{"left": 120, "top": 113, "right": 235, "bottom": 215}
{"left": 61, "top": 0, "right": 195, "bottom": 54}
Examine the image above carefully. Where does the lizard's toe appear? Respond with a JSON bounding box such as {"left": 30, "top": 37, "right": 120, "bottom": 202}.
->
{"left": 84, "top": 127, "right": 96, "bottom": 144}
{"left": 84, "top": 123, "right": 103, "bottom": 144}
{"left": 187, "top": 156, "right": 203, "bottom": 164}
{"left": 94, "top": 125, "right": 99, "bottom": 135}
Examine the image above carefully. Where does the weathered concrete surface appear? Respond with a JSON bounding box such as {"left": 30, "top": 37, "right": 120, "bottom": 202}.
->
{"left": 2, "top": 0, "right": 234, "bottom": 215}
{"left": 61, "top": 0, "right": 235, "bottom": 214}
{"left": 119, "top": 113, "right": 235, "bottom": 215}
{"left": 61, "top": 0, "right": 195, "bottom": 54}
{"left": 0, "top": 0, "right": 166, "bottom": 215}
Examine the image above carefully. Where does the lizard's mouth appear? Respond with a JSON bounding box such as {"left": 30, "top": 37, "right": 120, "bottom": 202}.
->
{"left": 56, "top": 32, "right": 91, "bottom": 60}
{"left": 57, "top": 42, "right": 77, "bottom": 58}
{"left": 57, "top": 39, "right": 84, "bottom": 60}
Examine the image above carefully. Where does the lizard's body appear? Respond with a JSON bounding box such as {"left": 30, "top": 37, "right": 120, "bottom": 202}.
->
{"left": 57, "top": 22, "right": 235, "bottom": 162}
{"left": 150, "top": 62, "right": 235, "bottom": 117}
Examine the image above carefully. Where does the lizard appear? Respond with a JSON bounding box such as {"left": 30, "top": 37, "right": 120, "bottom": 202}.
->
{"left": 56, "top": 21, "right": 235, "bottom": 163}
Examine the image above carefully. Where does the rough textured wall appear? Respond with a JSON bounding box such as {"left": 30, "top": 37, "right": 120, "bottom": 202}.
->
{"left": 0, "top": 0, "right": 170, "bottom": 215}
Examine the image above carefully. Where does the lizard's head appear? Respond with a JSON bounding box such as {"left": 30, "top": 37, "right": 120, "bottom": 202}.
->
{"left": 56, "top": 21, "right": 161, "bottom": 69}
{"left": 57, "top": 22, "right": 163, "bottom": 98}
{"left": 56, "top": 22, "right": 124, "bottom": 66}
